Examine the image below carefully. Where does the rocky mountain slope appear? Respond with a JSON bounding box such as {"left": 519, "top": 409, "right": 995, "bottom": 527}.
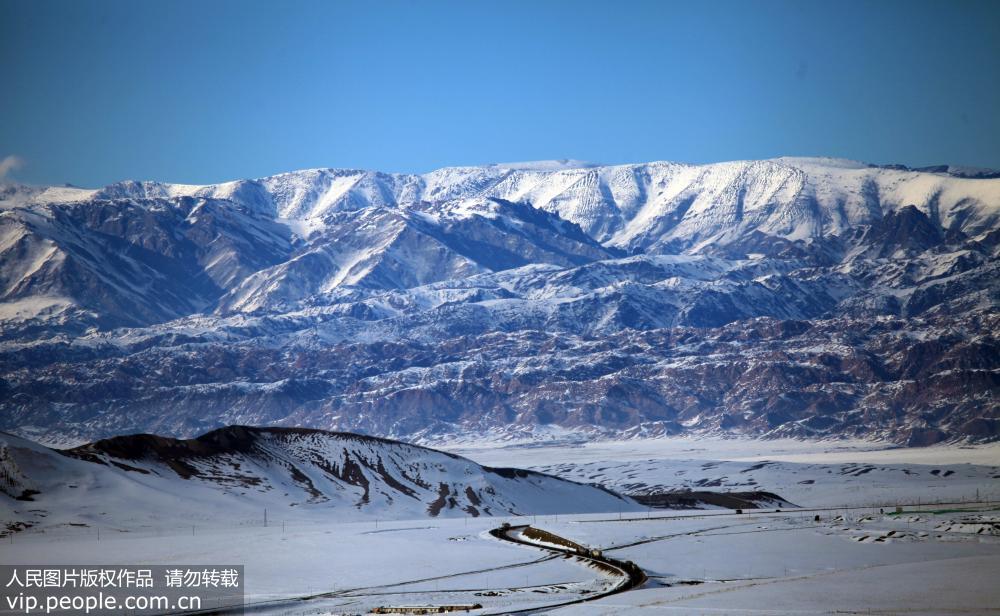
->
{"left": 0, "top": 426, "right": 636, "bottom": 531}
{"left": 1, "top": 157, "right": 998, "bottom": 445}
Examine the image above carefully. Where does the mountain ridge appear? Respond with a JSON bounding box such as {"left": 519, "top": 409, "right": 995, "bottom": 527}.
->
{"left": 1, "top": 157, "right": 998, "bottom": 446}
{"left": 0, "top": 426, "right": 637, "bottom": 530}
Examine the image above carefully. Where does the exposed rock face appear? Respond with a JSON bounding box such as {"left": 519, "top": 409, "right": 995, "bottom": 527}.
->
{"left": 1, "top": 157, "right": 998, "bottom": 445}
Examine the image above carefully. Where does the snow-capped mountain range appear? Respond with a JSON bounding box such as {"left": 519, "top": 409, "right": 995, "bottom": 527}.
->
{"left": 1, "top": 157, "right": 998, "bottom": 445}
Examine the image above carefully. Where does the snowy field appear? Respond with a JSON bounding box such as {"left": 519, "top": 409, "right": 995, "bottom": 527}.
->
{"left": 454, "top": 437, "right": 1000, "bottom": 508}
{"left": 3, "top": 515, "right": 629, "bottom": 614}
{"left": 5, "top": 504, "right": 998, "bottom": 614}
{"left": 446, "top": 435, "right": 1000, "bottom": 467}
{"left": 3, "top": 437, "right": 999, "bottom": 614}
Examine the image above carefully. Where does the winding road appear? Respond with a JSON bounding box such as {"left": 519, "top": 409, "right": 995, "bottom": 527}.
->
{"left": 487, "top": 524, "right": 648, "bottom": 614}
{"left": 175, "top": 523, "right": 647, "bottom": 615}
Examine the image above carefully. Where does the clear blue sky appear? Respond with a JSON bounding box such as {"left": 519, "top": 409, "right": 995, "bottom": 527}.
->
{"left": 1, "top": 0, "right": 998, "bottom": 186}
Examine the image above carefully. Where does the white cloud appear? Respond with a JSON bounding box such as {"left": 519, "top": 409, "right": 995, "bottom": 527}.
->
{"left": 0, "top": 155, "right": 24, "bottom": 180}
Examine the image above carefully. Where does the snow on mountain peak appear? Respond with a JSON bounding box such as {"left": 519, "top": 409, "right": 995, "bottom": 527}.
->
{"left": 484, "top": 159, "right": 601, "bottom": 171}
{"left": 0, "top": 153, "right": 999, "bottom": 447}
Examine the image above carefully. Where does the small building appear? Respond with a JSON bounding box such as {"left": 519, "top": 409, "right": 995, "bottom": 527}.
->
{"left": 372, "top": 604, "right": 483, "bottom": 614}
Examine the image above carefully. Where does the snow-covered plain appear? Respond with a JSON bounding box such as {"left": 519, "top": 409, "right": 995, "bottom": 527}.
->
{"left": 4, "top": 517, "right": 621, "bottom": 614}
{"left": 5, "top": 500, "right": 998, "bottom": 614}
{"left": 4, "top": 437, "right": 998, "bottom": 614}
{"left": 447, "top": 434, "right": 1000, "bottom": 467}
{"left": 452, "top": 437, "right": 1000, "bottom": 508}
{"left": 543, "top": 509, "right": 1000, "bottom": 615}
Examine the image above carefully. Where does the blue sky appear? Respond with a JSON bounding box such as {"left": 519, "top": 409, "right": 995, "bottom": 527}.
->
{"left": 1, "top": 0, "right": 998, "bottom": 186}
